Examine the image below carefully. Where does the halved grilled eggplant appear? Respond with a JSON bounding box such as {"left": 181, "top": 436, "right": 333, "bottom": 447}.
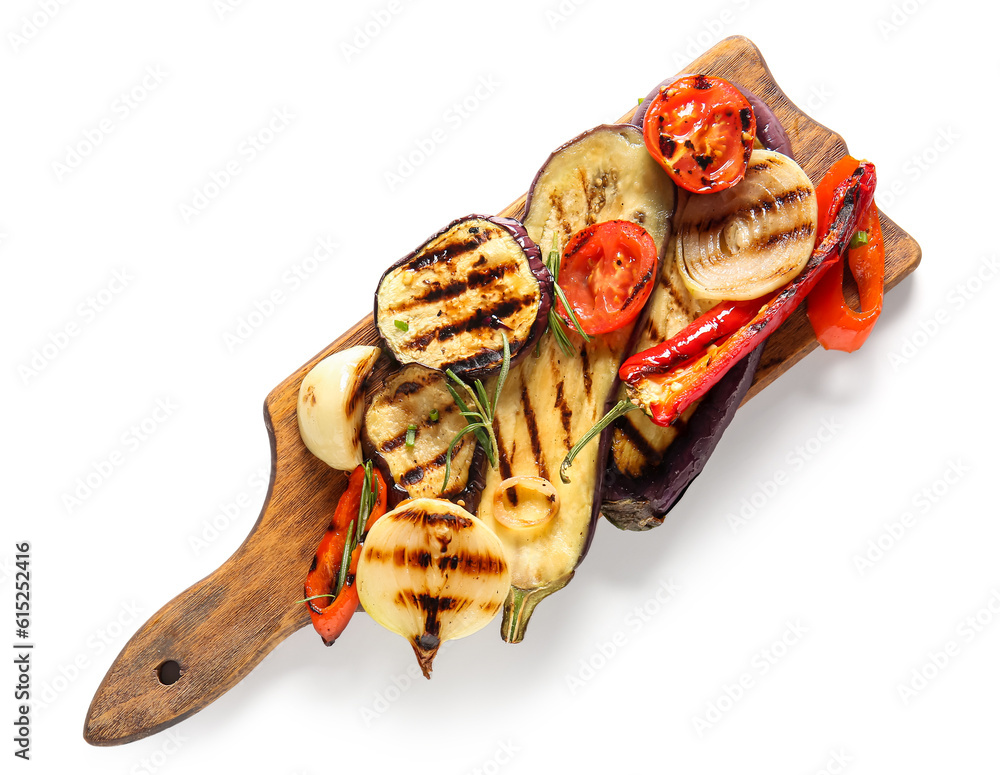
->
{"left": 475, "top": 124, "right": 677, "bottom": 642}
{"left": 607, "top": 241, "right": 708, "bottom": 484}
{"left": 364, "top": 364, "right": 483, "bottom": 510}
{"left": 375, "top": 215, "right": 550, "bottom": 380}
{"left": 604, "top": 88, "right": 796, "bottom": 530}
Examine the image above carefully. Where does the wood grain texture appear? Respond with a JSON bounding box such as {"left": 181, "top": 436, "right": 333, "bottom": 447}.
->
{"left": 84, "top": 35, "right": 921, "bottom": 746}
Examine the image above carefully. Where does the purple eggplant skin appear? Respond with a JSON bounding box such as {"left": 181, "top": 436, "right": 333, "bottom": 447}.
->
{"left": 373, "top": 213, "right": 552, "bottom": 380}
{"left": 523, "top": 123, "right": 642, "bottom": 219}
{"left": 602, "top": 344, "right": 763, "bottom": 530}
{"left": 601, "top": 343, "right": 763, "bottom": 531}
{"left": 731, "top": 82, "right": 793, "bottom": 159}
{"left": 632, "top": 76, "right": 793, "bottom": 158}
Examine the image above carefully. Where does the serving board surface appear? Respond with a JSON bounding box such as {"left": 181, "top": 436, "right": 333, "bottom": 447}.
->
{"left": 83, "top": 36, "right": 921, "bottom": 747}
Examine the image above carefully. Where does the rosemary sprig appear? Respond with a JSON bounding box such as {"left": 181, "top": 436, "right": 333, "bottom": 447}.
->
{"left": 544, "top": 234, "right": 591, "bottom": 357}
{"left": 441, "top": 332, "right": 510, "bottom": 492}
{"left": 560, "top": 399, "right": 642, "bottom": 483}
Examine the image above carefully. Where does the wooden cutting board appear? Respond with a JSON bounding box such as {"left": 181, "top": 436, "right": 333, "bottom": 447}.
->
{"left": 83, "top": 35, "right": 921, "bottom": 746}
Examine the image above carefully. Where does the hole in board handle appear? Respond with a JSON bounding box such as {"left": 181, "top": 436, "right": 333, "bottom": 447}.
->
{"left": 157, "top": 660, "right": 182, "bottom": 686}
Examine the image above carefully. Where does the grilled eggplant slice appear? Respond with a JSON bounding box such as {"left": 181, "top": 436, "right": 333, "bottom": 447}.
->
{"left": 375, "top": 215, "right": 550, "bottom": 380}
{"left": 475, "top": 124, "right": 677, "bottom": 642}
{"left": 524, "top": 124, "right": 677, "bottom": 260}
{"left": 364, "top": 364, "right": 483, "bottom": 510}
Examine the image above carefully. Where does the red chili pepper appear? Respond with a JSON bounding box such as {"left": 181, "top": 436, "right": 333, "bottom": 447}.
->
{"left": 619, "top": 292, "right": 776, "bottom": 381}
{"left": 303, "top": 464, "right": 387, "bottom": 646}
{"left": 620, "top": 160, "right": 877, "bottom": 427}
{"left": 806, "top": 155, "right": 886, "bottom": 352}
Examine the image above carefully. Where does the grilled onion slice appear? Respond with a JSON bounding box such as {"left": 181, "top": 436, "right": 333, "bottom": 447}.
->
{"left": 357, "top": 498, "right": 510, "bottom": 678}
{"left": 675, "top": 149, "right": 817, "bottom": 301}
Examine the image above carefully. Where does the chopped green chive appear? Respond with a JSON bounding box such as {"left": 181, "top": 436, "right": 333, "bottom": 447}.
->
{"left": 429, "top": 409, "right": 439, "bottom": 422}
{"left": 849, "top": 230, "right": 869, "bottom": 250}
{"left": 405, "top": 424, "right": 417, "bottom": 447}
{"left": 394, "top": 319, "right": 409, "bottom": 331}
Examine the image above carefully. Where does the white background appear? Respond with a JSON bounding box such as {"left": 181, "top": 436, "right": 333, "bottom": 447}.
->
{"left": 2, "top": 0, "right": 996, "bottom": 772}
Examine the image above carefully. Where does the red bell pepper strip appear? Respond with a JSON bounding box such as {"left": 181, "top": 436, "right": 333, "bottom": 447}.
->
{"left": 620, "top": 160, "right": 877, "bottom": 427}
{"left": 303, "top": 464, "right": 387, "bottom": 645}
{"left": 814, "top": 155, "right": 863, "bottom": 238}
{"left": 806, "top": 155, "right": 886, "bottom": 352}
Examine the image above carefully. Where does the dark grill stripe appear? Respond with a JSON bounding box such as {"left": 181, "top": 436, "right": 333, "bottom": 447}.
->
{"left": 403, "top": 294, "right": 537, "bottom": 351}
{"left": 498, "top": 436, "right": 513, "bottom": 481}
{"left": 393, "top": 380, "right": 426, "bottom": 397}
{"left": 394, "top": 509, "right": 474, "bottom": 529}
{"left": 619, "top": 264, "right": 656, "bottom": 313}
{"left": 580, "top": 345, "right": 593, "bottom": 399}
{"left": 689, "top": 185, "right": 812, "bottom": 235}
{"left": 745, "top": 222, "right": 815, "bottom": 253}
{"left": 394, "top": 262, "right": 520, "bottom": 309}
{"left": 665, "top": 276, "right": 693, "bottom": 320}
{"left": 407, "top": 232, "right": 488, "bottom": 272}
{"left": 400, "top": 467, "right": 424, "bottom": 486}
{"left": 380, "top": 432, "right": 409, "bottom": 453}
{"left": 521, "top": 385, "right": 548, "bottom": 480}
{"left": 615, "top": 415, "right": 660, "bottom": 467}
{"left": 554, "top": 381, "right": 573, "bottom": 449}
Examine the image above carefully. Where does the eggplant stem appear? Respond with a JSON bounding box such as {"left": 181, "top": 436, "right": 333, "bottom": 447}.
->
{"left": 560, "top": 400, "right": 641, "bottom": 483}
{"left": 500, "top": 576, "right": 574, "bottom": 643}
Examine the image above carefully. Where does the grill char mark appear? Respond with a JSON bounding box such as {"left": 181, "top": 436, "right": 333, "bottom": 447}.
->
{"left": 393, "top": 509, "right": 475, "bottom": 530}
{"left": 554, "top": 381, "right": 573, "bottom": 449}
{"left": 687, "top": 185, "right": 812, "bottom": 236}
{"left": 394, "top": 438, "right": 469, "bottom": 497}
{"left": 395, "top": 262, "right": 520, "bottom": 309}
{"left": 403, "top": 294, "right": 536, "bottom": 352}
{"left": 613, "top": 416, "right": 662, "bottom": 476}
{"left": 520, "top": 384, "right": 548, "bottom": 480}
{"left": 580, "top": 344, "right": 593, "bottom": 399}
{"left": 406, "top": 231, "right": 488, "bottom": 273}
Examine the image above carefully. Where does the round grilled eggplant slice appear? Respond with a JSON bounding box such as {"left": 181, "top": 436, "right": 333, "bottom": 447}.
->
{"left": 601, "top": 343, "right": 763, "bottom": 531}
{"left": 363, "top": 363, "right": 484, "bottom": 510}
{"left": 524, "top": 124, "right": 676, "bottom": 260}
{"left": 375, "top": 215, "right": 550, "bottom": 380}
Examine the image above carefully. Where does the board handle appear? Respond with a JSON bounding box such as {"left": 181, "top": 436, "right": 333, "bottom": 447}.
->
{"left": 83, "top": 383, "right": 348, "bottom": 746}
